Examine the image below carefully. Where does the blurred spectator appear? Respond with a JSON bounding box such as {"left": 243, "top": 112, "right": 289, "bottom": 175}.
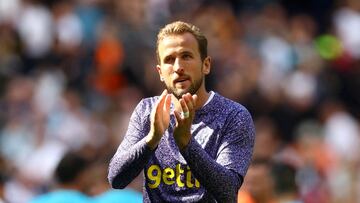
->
{"left": 0, "top": 157, "right": 6, "bottom": 203}
{"left": 238, "top": 158, "right": 276, "bottom": 203}
{"left": 0, "top": 23, "right": 23, "bottom": 76}
{"left": 0, "top": 0, "right": 21, "bottom": 25}
{"left": 319, "top": 100, "right": 360, "bottom": 203}
{"left": 289, "top": 120, "right": 331, "bottom": 203}
{"left": 238, "top": 159, "right": 302, "bottom": 203}
{"left": 0, "top": 178, "right": 3, "bottom": 203}
{"left": 0, "top": 76, "right": 37, "bottom": 170}
{"left": 92, "top": 19, "right": 126, "bottom": 97}
{"left": 72, "top": 151, "right": 143, "bottom": 203}
{"left": 83, "top": 162, "right": 142, "bottom": 203}
{"left": 52, "top": 0, "right": 83, "bottom": 52}
{"left": 17, "top": 1, "right": 54, "bottom": 69}
{"left": 75, "top": 1, "right": 104, "bottom": 47}
{"left": 271, "top": 162, "right": 301, "bottom": 203}
{"left": 252, "top": 117, "right": 282, "bottom": 160}
{"left": 334, "top": 0, "right": 360, "bottom": 59}
{"left": 28, "top": 151, "right": 91, "bottom": 203}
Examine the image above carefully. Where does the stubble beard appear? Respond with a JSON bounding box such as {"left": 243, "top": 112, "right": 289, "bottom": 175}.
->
{"left": 167, "top": 75, "right": 203, "bottom": 99}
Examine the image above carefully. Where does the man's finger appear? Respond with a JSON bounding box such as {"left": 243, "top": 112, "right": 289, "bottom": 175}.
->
{"left": 163, "top": 94, "right": 171, "bottom": 113}
{"left": 156, "top": 89, "right": 168, "bottom": 111}
{"left": 180, "top": 98, "right": 190, "bottom": 118}
{"left": 183, "top": 93, "right": 194, "bottom": 111}
{"left": 173, "top": 110, "right": 182, "bottom": 123}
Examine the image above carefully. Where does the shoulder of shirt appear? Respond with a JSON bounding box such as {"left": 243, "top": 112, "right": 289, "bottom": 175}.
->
{"left": 211, "top": 92, "right": 249, "bottom": 114}
{"left": 211, "top": 93, "right": 254, "bottom": 131}
{"left": 138, "top": 96, "right": 159, "bottom": 107}
{"left": 133, "top": 96, "right": 159, "bottom": 114}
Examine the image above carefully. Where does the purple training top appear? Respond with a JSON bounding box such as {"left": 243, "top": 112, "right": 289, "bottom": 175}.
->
{"left": 108, "top": 92, "right": 255, "bottom": 203}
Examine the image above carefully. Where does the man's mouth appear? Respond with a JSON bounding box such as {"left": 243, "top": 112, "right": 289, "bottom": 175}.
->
{"left": 175, "top": 78, "right": 188, "bottom": 82}
{"left": 174, "top": 77, "right": 190, "bottom": 85}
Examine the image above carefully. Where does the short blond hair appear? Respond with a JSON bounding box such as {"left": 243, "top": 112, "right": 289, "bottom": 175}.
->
{"left": 156, "top": 21, "right": 208, "bottom": 63}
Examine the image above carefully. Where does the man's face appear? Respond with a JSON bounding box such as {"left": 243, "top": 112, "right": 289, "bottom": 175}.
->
{"left": 244, "top": 164, "right": 274, "bottom": 200}
{"left": 157, "top": 33, "right": 210, "bottom": 98}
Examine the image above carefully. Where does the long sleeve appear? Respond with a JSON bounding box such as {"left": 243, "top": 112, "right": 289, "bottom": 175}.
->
{"left": 108, "top": 99, "right": 153, "bottom": 189}
{"left": 180, "top": 108, "right": 255, "bottom": 203}
{"left": 108, "top": 138, "right": 154, "bottom": 189}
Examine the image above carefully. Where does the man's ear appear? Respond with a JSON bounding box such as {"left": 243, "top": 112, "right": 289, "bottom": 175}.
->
{"left": 156, "top": 65, "right": 164, "bottom": 81}
{"left": 202, "top": 56, "right": 211, "bottom": 75}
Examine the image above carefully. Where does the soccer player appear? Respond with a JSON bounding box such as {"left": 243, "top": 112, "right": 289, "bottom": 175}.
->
{"left": 108, "top": 21, "right": 255, "bottom": 202}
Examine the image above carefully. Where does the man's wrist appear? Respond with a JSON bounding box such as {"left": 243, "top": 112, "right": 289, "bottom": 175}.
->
{"left": 146, "top": 130, "right": 160, "bottom": 150}
{"left": 176, "top": 133, "right": 191, "bottom": 151}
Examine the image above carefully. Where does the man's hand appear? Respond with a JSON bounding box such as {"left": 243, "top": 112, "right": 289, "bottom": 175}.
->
{"left": 146, "top": 90, "right": 172, "bottom": 150}
{"left": 173, "top": 93, "right": 198, "bottom": 150}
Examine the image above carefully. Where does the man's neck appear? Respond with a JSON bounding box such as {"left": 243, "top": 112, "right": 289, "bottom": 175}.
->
{"left": 194, "top": 89, "right": 210, "bottom": 110}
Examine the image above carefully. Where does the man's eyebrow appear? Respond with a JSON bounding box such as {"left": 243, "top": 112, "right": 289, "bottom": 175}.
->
{"left": 164, "top": 50, "right": 193, "bottom": 56}
{"left": 163, "top": 53, "right": 174, "bottom": 59}
{"left": 180, "top": 50, "right": 194, "bottom": 55}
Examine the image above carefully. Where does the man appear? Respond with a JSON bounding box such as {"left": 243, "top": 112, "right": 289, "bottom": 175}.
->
{"left": 238, "top": 159, "right": 275, "bottom": 203}
{"left": 238, "top": 158, "right": 302, "bottom": 203}
{"left": 29, "top": 152, "right": 90, "bottom": 203}
{"left": 108, "top": 21, "right": 255, "bottom": 202}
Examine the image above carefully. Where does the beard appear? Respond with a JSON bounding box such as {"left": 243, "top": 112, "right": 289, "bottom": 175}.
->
{"left": 166, "top": 75, "right": 203, "bottom": 99}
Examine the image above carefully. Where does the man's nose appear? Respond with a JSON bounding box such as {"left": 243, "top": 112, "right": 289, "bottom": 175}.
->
{"left": 173, "top": 58, "right": 184, "bottom": 74}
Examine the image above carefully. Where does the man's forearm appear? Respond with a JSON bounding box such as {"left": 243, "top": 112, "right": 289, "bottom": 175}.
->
{"left": 180, "top": 139, "right": 242, "bottom": 203}
{"left": 108, "top": 138, "right": 154, "bottom": 189}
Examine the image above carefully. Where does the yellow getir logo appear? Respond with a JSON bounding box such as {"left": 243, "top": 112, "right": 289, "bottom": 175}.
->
{"left": 146, "top": 164, "right": 200, "bottom": 189}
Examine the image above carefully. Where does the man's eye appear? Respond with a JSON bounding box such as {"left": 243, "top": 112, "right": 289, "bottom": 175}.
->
{"left": 183, "top": 54, "right": 192, "bottom": 60}
{"left": 164, "top": 57, "right": 174, "bottom": 64}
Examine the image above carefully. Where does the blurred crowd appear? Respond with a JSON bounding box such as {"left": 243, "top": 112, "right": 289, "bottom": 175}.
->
{"left": 0, "top": 0, "right": 360, "bottom": 202}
